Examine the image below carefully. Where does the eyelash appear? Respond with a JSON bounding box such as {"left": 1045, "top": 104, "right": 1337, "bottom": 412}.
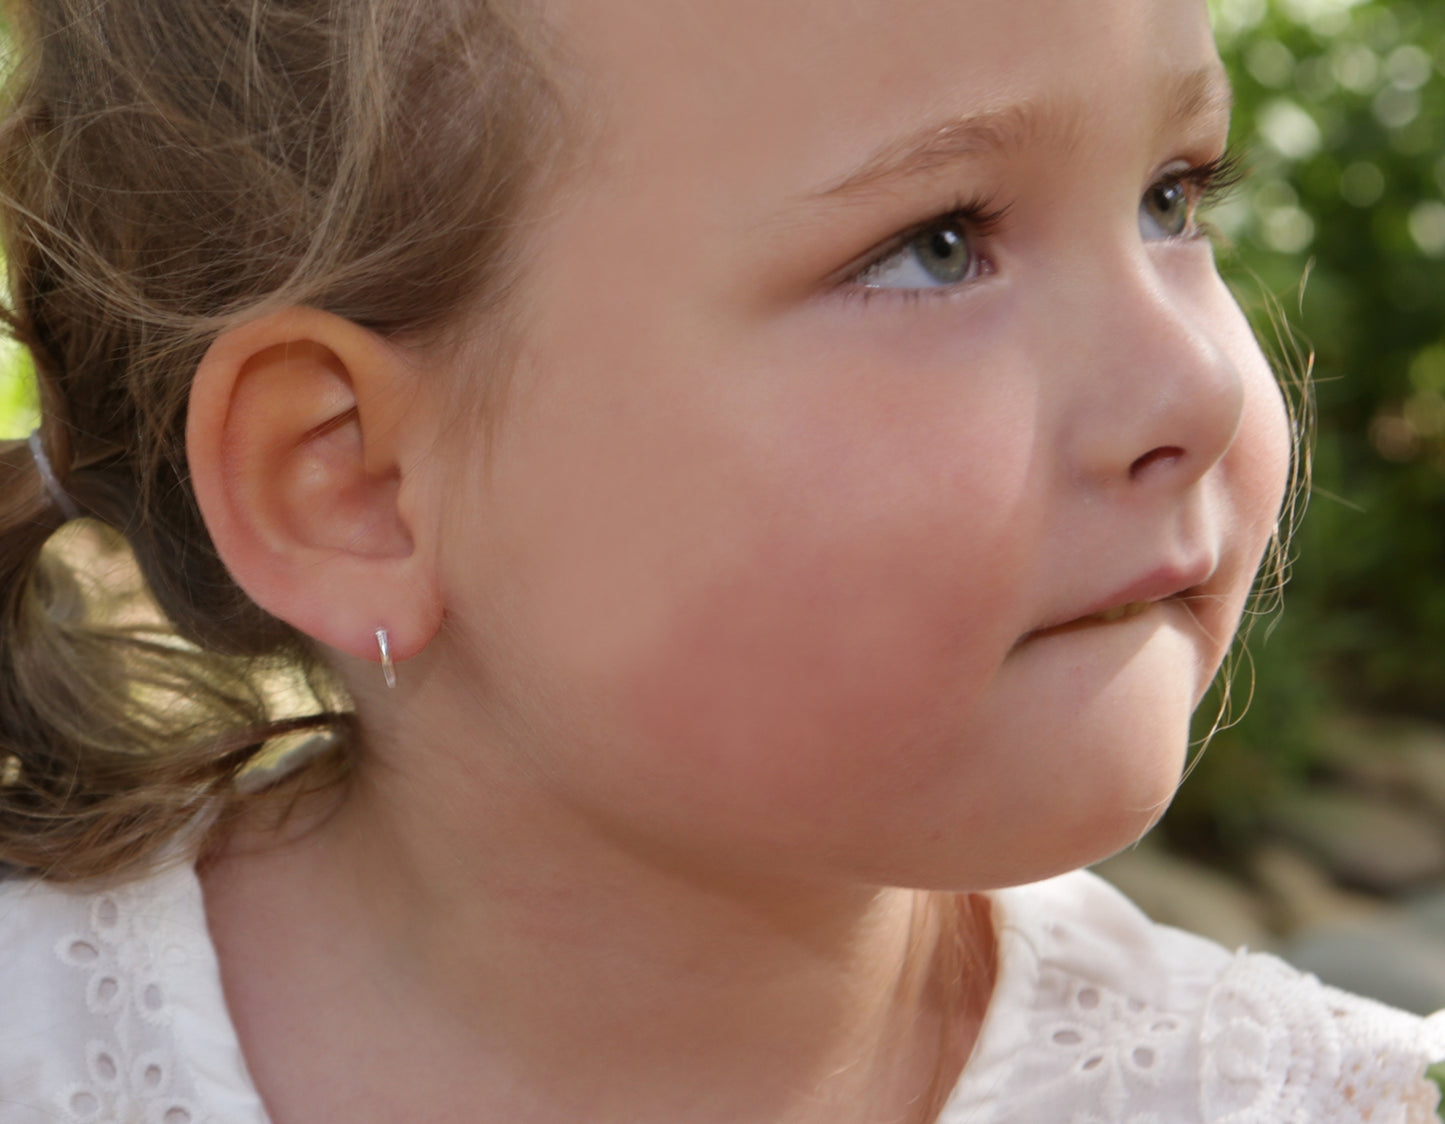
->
{"left": 1173, "top": 148, "right": 1248, "bottom": 227}
{"left": 842, "top": 147, "right": 1249, "bottom": 303}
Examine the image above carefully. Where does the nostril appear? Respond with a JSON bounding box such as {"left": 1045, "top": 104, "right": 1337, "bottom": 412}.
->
{"left": 1129, "top": 445, "right": 1184, "bottom": 480}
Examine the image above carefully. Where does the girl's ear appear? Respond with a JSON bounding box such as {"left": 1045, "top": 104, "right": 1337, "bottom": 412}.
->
{"left": 187, "top": 307, "right": 445, "bottom": 669}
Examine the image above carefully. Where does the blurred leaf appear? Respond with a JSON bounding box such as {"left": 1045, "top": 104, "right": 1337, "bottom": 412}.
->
{"left": 0, "top": 335, "right": 38, "bottom": 438}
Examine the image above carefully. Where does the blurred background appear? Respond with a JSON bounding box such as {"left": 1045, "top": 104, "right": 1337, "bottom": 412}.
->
{"left": 3, "top": 0, "right": 1445, "bottom": 1005}
{"left": 1112, "top": 0, "right": 1445, "bottom": 1012}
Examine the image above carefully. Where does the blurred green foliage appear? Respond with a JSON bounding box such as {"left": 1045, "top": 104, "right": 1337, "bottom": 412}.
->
{"left": 0, "top": 0, "right": 1442, "bottom": 853}
{"left": 1173, "top": 0, "right": 1445, "bottom": 854}
{"left": 0, "top": 338, "right": 36, "bottom": 437}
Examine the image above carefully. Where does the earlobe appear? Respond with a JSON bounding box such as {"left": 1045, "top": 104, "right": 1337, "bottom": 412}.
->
{"left": 187, "top": 307, "right": 443, "bottom": 669}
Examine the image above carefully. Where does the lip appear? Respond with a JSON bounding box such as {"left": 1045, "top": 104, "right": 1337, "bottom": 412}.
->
{"left": 1021, "top": 561, "right": 1215, "bottom": 643}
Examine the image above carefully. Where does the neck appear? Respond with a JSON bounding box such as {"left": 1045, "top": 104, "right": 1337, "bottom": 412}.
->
{"left": 203, "top": 699, "right": 994, "bottom": 1124}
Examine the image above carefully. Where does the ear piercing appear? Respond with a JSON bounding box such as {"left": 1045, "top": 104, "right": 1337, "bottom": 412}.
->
{"left": 376, "top": 628, "right": 397, "bottom": 689}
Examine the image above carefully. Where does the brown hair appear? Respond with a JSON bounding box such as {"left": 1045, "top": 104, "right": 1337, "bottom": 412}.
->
{"left": 0, "top": 0, "right": 564, "bottom": 881}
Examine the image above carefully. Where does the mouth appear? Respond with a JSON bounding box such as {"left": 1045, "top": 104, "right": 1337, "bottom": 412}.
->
{"left": 1018, "top": 560, "right": 1215, "bottom": 648}
{"left": 1022, "top": 597, "right": 1163, "bottom": 642}
{"left": 1075, "top": 599, "right": 1156, "bottom": 625}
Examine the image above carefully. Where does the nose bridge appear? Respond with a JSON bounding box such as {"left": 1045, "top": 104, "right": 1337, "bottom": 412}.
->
{"left": 1052, "top": 245, "right": 1246, "bottom": 491}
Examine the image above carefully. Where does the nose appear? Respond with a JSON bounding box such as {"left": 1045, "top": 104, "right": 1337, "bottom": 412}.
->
{"left": 1054, "top": 253, "right": 1247, "bottom": 493}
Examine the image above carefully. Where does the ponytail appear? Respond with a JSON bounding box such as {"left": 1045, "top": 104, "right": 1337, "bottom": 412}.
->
{"left": 0, "top": 427, "right": 348, "bottom": 879}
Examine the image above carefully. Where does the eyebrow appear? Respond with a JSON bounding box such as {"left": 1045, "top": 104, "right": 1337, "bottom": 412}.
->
{"left": 810, "top": 64, "right": 1234, "bottom": 204}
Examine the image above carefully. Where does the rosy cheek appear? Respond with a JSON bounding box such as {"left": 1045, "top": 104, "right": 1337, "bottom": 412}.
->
{"left": 623, "top": 556, "right": 985, "bottom": 766}
{"left": 1186, "top": 349, "right": 1292, "bottom": 703}
{"left": 1234, "top": 360, "right": 1294, "bottom": 575}
{"left": 602, "top": 472, "right": 1034, "bottom": 809}
{"left": 491, "top": 319, "right": 1043, "bottom": 808}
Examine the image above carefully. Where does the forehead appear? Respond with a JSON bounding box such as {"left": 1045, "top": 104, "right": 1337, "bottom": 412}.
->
{"left": 542, "top": 0, "right": 1222, "bottom": 195}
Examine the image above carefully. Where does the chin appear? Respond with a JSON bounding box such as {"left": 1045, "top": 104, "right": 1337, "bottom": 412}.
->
{"left": 969, "top": 727, "right": 1191, "bottom": 891}
{"left": 880, "top": 766, "right": 1186, "bottom": 894}
{"left": 1061, "top": 737, "right": 1189, "bottom": 868}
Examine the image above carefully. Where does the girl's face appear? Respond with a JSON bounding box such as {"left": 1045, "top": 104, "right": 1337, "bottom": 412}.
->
{"left": 431, "top": 0, "right": 1291, "bottom": 890}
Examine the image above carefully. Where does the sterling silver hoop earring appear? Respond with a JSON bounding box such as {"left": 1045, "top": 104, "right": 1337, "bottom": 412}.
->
{"left": 376, "top": 628, "right": 397, "bottom": 689}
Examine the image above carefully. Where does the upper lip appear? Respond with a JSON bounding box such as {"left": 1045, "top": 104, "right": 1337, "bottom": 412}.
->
{"left": 1025, "top": 559, "right": 1216, "bottom": 639}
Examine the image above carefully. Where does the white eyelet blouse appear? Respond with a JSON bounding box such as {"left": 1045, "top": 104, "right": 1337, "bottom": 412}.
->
{"left": 2, "top": 862, "right": 1442, "bottom": 1123}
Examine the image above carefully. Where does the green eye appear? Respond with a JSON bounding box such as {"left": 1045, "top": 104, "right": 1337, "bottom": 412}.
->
{"left": 912, "top": 223, "right": 972, "bottom": 284}
{"left": 1140, "top": 178, "right": 1191, "bottom": 239}
{"left": 858, "top": 218, "right": 975, "bottom": 290}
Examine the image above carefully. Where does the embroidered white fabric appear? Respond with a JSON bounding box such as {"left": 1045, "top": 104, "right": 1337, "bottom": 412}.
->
{"left": 1, "top": 863, "right": 1442, "bottom": 1123}
{"left": 0, "top": 862, "right": 268, "bottom": 1124}
{"left": 944, "top": 873, "right": 1445, "bottom": 1123}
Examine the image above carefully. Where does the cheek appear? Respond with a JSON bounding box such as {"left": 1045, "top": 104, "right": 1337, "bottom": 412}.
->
{"left": 1223, "top": 331, "right": 1295, "bottom": 599}
{"left": 1245, "top": 369, "right": 1294, "bottom": 548}
{"left": 1177, "top": 294, "right": 1294, "bottom": 691}
{"left": 615, "top": 507, "right": 1011, "bottom": 800}
{"left": 491, "top": 348, "right": 1043, "bottom": 823}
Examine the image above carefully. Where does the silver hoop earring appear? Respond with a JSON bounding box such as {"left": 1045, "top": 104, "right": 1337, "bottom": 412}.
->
{"left": 376, "top": 628, "right": 397, "bottom": 689}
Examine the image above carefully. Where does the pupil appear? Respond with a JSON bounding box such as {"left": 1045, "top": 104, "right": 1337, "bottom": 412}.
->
{"left": 919, "top": 224, "right": 970, "bottom": 282}
{"left": 929, "top": 229, "right": 961, "bottom": 261}
{"left": 1151, "top": 182, "right": 1188, "bottom": 235}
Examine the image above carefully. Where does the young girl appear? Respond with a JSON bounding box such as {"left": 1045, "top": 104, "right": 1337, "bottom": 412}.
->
{"left": 1, "top": 0, "right": 1441, "bottom": 1120}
